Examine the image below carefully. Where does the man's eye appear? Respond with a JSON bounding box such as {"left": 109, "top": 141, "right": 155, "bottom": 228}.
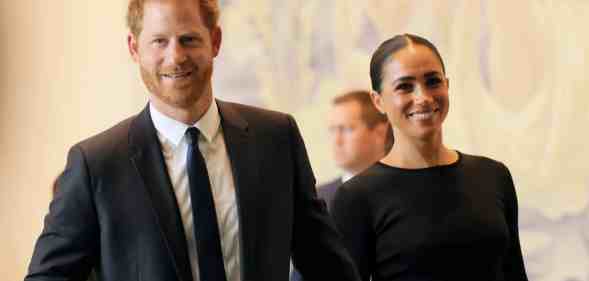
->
{"left": 180, "top": 37, "right": 194, "bottom": 44}
{"left": 342, "top": 127, "right": 355, "bottom": 134}
{"left": 180, "top": 36, "right": 200, "bottom": 45}
{"left": 152, "top": 38, "right": 166, "bottom": 46}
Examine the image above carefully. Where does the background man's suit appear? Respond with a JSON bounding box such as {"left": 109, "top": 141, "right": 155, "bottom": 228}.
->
{"left": 25, "top": 100, "right": 359, "bottom": 281}
{"left": 316, "top": 178, "right": 343, "bottom": 212}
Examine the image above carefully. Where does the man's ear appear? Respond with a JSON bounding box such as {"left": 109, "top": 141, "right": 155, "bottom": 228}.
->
{"left": 370, "top": 90, "right": 386, "bottom": 115}
{"left": 211, "top": 26, "right": 222, "bottom": 57}
{"left": 127, "top": 32, "right": 140, "bottom": 63}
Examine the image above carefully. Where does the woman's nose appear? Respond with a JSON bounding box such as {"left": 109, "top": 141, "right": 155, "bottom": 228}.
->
{"left": 414, "top": 84, "right": 433, "bottom": 103}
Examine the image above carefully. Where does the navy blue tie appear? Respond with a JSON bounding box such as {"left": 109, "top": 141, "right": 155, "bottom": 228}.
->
{"left": 185, "top": 127, "right": 228, "bottom": 281}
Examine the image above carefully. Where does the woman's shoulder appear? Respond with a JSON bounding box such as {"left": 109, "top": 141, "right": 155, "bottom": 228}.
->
{"left": 337, "top": 163, "right": 405, "bottom": 198}
{"left": 350, "top": 162, "right": 402, "bottom": 183}
{"left": 332, "top": 164, "right": 400, "bottom": 217}
{"left": 457, "top": 152, "right": 514, "bottom": 193}
{"left": 458, "top": 151, "right": 509, "bottom": 173}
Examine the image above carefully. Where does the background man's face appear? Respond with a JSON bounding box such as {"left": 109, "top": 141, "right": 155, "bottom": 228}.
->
{"left": 128, "top": 0, "right": 221, "bottom": 110}
{"left": 328, "top": 101, "right": 385, "bottom": 174}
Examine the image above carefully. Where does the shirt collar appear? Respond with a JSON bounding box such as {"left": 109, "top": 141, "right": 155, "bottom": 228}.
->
{"left": 150, "top": 100, "right": 221, "bottom": 147}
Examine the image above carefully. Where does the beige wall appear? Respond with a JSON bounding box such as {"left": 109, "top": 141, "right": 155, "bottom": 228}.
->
{"left": 0, "top": 2, "right": 144, "bottom": 280}
{"left": 3, "top": 1, "right": 589, "bottom": 281}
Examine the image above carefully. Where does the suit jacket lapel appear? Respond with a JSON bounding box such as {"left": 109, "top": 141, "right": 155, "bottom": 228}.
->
{"left": 129, "top": 105, "right": 193, "bottom": 281}
{"left": 217, "top": 100, "right": 260, "bottom": 281}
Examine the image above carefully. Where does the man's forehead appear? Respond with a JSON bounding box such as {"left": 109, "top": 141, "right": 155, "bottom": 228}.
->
{"left": 142, "top": 0, "right": 202, "bottom": 20}
{"left": 331, "top": 102, "right": 363, "bottom": 120}
{"left": 334, "top": 100, "right": 363, "bottom": 111}
{"left": 140, "top": 0, "right": 206, "bottom": 32}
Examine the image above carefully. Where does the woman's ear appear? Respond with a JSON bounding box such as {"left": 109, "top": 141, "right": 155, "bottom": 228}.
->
{"left": 370, "top": 90, "right": 386, "bottom": 115}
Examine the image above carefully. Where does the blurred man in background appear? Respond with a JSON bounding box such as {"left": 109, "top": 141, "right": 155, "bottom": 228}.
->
{"left": 291, "top": 90, "right": 392, "bottom": 281}
{"left": 319, "top": 90, "right": 393, "bottom": 208}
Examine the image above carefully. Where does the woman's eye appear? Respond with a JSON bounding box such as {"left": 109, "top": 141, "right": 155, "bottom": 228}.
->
{"left": 426, "top": 78, "right": 442, "bottom": 88}
{"left": 396, "top": 83, "right": 414, "bottom": 92}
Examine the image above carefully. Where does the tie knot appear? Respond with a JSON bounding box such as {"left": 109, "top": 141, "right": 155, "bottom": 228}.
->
{"left": 185, "top": 127, "right": 200, "bottom": 146}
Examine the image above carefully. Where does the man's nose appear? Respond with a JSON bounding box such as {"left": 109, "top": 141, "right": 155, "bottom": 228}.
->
{"left": 332, "top": 130, "right": 344, "bottom": 145}
{"left": 168, "top": 41, "right": 188, "bottom": 65}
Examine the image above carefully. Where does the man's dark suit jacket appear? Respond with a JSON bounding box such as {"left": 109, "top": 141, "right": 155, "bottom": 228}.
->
{"left": 316, "top": 178, "right": 343, "bottom": 212}
{"left": 290, "top": 178, "right": 343, "bottom": 281}
{"left": 25, "top": 100, "right": 360, "bottom": 281}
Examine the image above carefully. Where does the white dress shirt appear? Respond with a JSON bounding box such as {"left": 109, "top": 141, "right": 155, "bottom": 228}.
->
{"left": 150, "top": 101, "right": 241, "bottom": 281}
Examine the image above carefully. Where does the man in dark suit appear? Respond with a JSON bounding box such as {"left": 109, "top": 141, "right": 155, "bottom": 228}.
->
{"left": 319, "top": 90, "right": 393, "bottom": 208}
{"left": 25, "top": 1, "right": 360, "bottom": 281}
{"left": 291, "top": 90, "right": 392, "bottom": 281}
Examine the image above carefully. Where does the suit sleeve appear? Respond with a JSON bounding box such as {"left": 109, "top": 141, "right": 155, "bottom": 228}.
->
{"left": 25, "top": 145, "right": 99, "bottom": 281}
{"left": 500, "top": 164, "right": 529, "bottom": 281}
{"left": 287, "top": 115, "right": 361, "bottom": 281}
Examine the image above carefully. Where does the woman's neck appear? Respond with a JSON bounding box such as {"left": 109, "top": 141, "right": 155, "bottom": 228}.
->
{"left": 381, "top": 131, "right": 457, "bottom": 169}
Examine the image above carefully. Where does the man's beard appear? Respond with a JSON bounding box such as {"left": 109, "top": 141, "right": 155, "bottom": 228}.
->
{"left": 140, "top": 64, "right": 213, "bottom": 110}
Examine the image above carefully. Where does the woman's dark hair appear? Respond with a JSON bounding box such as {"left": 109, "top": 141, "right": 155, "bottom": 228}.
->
{"left": 370, "top": 33, "right": 446, "bottom": 93}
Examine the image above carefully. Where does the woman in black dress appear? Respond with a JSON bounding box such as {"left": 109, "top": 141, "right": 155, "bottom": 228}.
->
{"left": 331, "top": 34, "right": 528, "bottom": 281}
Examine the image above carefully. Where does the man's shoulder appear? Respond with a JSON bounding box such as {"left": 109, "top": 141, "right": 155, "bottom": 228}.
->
{"left": 218, "top": 99, "right": 292, "bottom": 125}
{"left": 318, "top": 178, "right": 342, "bottom": 192}
{"left": 317, "top": 178, "right": 342, "bottom": 203}
{"left": 74, "top": 113, "right": 138, "bottom": 160}
{"left": 217, "top": 100, "right": 297, "bottom": 142}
